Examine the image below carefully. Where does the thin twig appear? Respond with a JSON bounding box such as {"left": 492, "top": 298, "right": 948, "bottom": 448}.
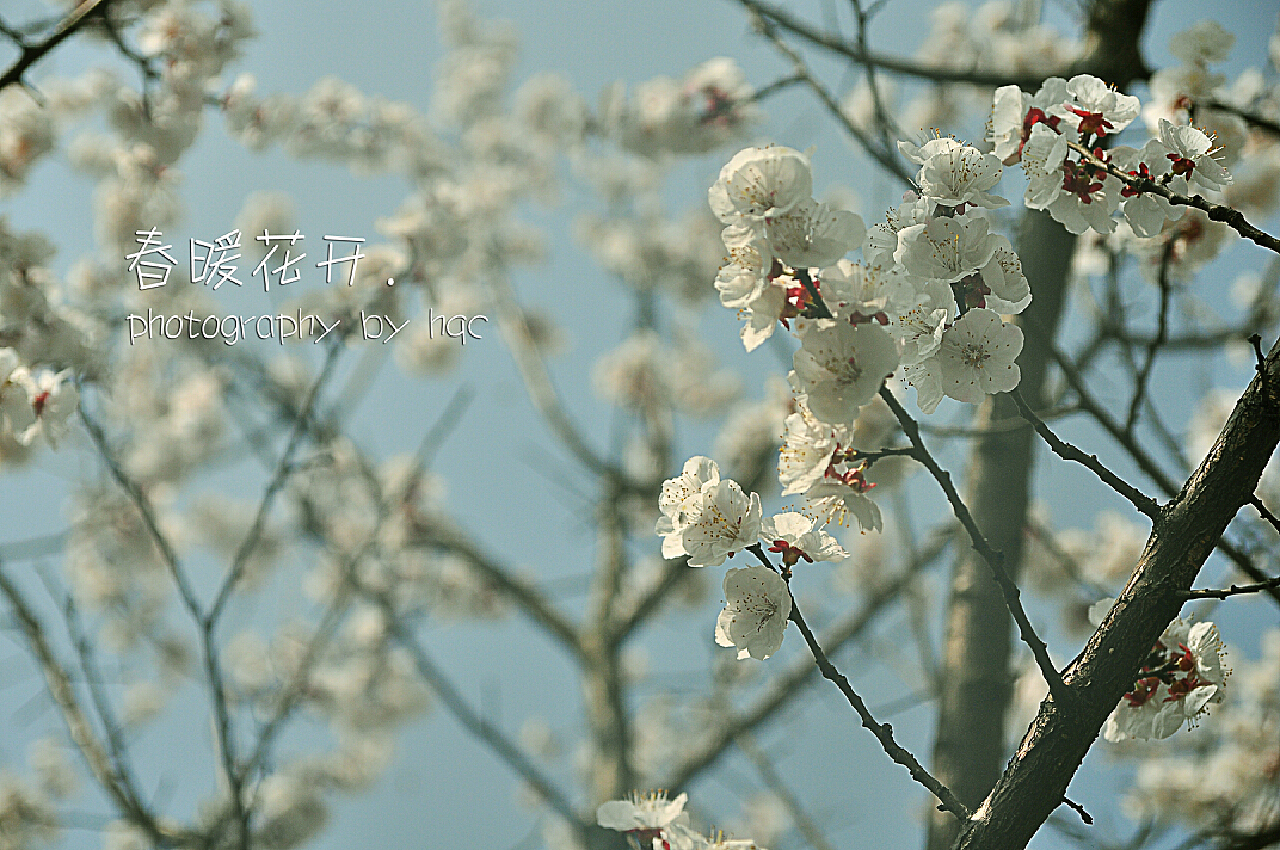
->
{"left": 1010, "top": 388, "right": 1160, "bottom": 519}
{"left": 78, "top": 404, "right": 203, "bottom": 621}
{"left": 209, "top": 341, "right": 342, "bottom": 624}
{"left": 782, "top": 570, "right": 972, "bottom": 820}
{"left": 0, "top": 0, "right": 114, "bottom": 90}
{"left": 79, "top": 400, "right": 250, "bottom": 847}
{"left": 878, "top": 387, "right": 1073, "bottom": 707}
{"left": 1182, "top": 575, "right": 1280, "bottom": 599}
{"left": 1125, "top": 241, "right": 1174, "bottom": 435}
{"left": 734, "top": 0, "right": 1053, "bottom": 90}
{"left": 748, "top": 72, "right": 807, "bottom": 103}
{"left": 1044, "top": 342, "right": 1280, "bottom": 607}
{"left": 374, "top": 588, "right": 591, "bottom": 838}
{"left": 1068, "top": 141, "right": 1280, "bottom": 255}
{"left": 0, "top": 561, "right": 194, "bottom": 847}
{"left": 1248, "top": 494, "right": 1280, "bottom": 535}
{"left": 749, "top": 12, "right": 915, "bottom": 188}
{"left": 1203, "top": 99, "right": 1280, "bottom": 139}
{"left": 662, "top": 526, "right": 950, "bottom": 791}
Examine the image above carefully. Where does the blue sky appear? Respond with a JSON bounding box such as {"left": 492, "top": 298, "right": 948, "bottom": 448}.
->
{"left": 3, "top": 1, "right": 1279, "bottom": 848}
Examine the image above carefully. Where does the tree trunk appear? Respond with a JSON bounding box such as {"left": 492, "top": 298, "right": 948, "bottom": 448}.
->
{"left": 926, "top": 210, "right": 1074, "bottom": 850}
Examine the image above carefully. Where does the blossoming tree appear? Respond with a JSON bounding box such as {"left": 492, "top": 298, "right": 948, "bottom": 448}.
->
{"left": 1, "top": 1, "right": 1279, "bottom": 850}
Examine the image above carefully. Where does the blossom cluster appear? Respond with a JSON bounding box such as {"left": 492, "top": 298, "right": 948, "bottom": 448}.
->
{"left": 1124, "top": 628, "right": 1279, "bottom": 833}
{"left": 656, "top": 456, "right": 845, "bottom": 659}
{"left": 0, "top": 348, "right": 77, "bottom": 448}
{"left": 675, "top": 139, "right": 1031, "bottom": 595}
{"left": 597, "top": 790, "right": 765, "bottom": 850}
{"left": 713, "top": 141, "right": 1028, "bottom": 423}
{"left": 1095, "top": 601, "right": 1229, "bottom": 743}
{"left": 992, "top": 74, "right": 1232, "bottom": 237}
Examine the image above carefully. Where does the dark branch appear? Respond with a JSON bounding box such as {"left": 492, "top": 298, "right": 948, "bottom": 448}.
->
{"left": 1010, "top": 388, "right": 1160, "bottom": 519}
{"left": 879, "top": 386, "right": 1072, "bottom": 708}
{"left": 0, "top": 0, "right": 115, "bottom": 90}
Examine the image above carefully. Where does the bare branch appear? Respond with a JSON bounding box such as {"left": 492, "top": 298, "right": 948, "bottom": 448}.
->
{"left": 371, "top": 586, "right": 594, "bottom": 840}
{"left": 1125, "top": 242, "right": 1174, "bottom": 435}
{"left": 782, "top": 565, "right": 972, "bottom": 821}
{"left": 734, "top": 0, "right": 1052, "bottom": 90}
{"left": 1043, "top": 342, "right": 1280, "bottom": 606}
{"left": 748, "top": 11, "right": 915, "bottom": 188}
{"left": 1010, "top": 388, "right": 1160, "bottom": 519}
{"left": 0, "top": 561, "right": 196, "bottom": 847}
{"left": 209, "top": 341, "right": 342, "bottom": 624}
{"left": 1182, "top": 574, "right": 1280, "bottom": 600}
{"left": 0, "top": 0, "right": 114, "bottom": 90}
{"left": 879, "top": 387, "right": 1072, "bottom": 708}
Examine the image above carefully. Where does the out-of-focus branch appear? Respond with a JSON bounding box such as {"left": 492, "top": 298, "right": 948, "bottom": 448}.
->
{"left": 368, "top": 584, "right": 594, "bottom": 840}
{"left": 407, "top": 513, "right": 586, "bottom": 663}
{"left": 735, "top": 732, "right": 837, "bottom": 850}
{"left": 733, "top": 0, "right": 1054, "bottom": 90}
{"left": 78, "top": 401, "right": 251, "bottom": 847}
{"left": 749, "top": 12, "right": 915, "bottom": 188}
{"left": 0, "top": 561, "right": 197, "bottom": 848}
{"left": 209, "top": 341, "right": 341, "bottom": 624}
{"left": 0, "top": 0, "right": 114, "bottom": 91}
{"left": 1203, "top": 99, "right": 1280, "bottom": 139}
{"left": 1125, "top": 242, "right": 1174, "bottom": 435}
{"left": 489, "top": 273, "right": 622, "bottom": 481}
{"left": 582, "top": 484, "right": 636, "bottom": 801}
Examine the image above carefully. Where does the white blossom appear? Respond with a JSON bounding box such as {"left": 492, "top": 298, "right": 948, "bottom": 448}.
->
{"left": 934, "top": 308, "right": 1023, "bottom": 404}
{"left": 899, "top": 137, "right": 1007, "bottom": 210}
{"left": 766, "top": 198, "right": 865, "bottom": 269}
{"left": 680, "top": 479, "right": 764, "bottom": 567}
{"left": 716, "top": 223, "right": 773, "bottom": 309}
{"left": 760, "top": 511, "right": 847, "bottom": 564}
{"left": 896, "top": 214, "right": 1001, "bottom": 283}
{"left": 886, "top": 278, "right": 955, "bottom": 366}
{"left": 597, "top": 790, "right": 689, "bottom": 832}
{"left": 715, "top": 566, "right": 792, "bottom": 660}
{"left": 709, "top": 146, "right": 813, "bottom": 223}
{"left": 1158, "top": 118, "right": 1232, "bottom": 192}
{"left": 1103, "top": 618, "right": 1227, "bottom": 742}
{"left": 792, "top": 321, "right": 899, "bottom": 424}
{"left": 1169, "top": 20, "right": 1235, "bottom": 65}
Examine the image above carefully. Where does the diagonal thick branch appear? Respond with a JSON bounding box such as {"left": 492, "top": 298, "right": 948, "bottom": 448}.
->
{"left": 952, "top": 336, "right": 1280, "bottom": 850}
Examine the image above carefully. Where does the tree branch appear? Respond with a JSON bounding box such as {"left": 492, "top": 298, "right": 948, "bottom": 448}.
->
{"left": 879, "top": 387, "right": 1072, "bottom": 708}
{"left": 783, "top": 574, "right": 971, "bottom": 821}
{"left": 1068, "top": 141, "right": 1280, "bottom": 255}
{"left": 1010, "top": 388, "right": 1160, "bottom": 519}
{"left": 0, "top": 0, "right": 114, "bottom": 90}
{"left": 952, "top": 336, "right": 1280, "bottom": 850}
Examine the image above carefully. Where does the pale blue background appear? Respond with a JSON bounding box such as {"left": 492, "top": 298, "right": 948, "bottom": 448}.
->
{"left": 2, "top": 1, "right": 1278, "bottom": 849}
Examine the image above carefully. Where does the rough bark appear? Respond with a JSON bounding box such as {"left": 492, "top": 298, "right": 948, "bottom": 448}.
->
{"left": 955, "top": 337, "right": 1280, "bottom": 849}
